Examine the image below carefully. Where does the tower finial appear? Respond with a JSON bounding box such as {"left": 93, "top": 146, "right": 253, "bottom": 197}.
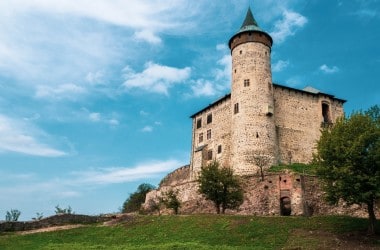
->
{"left": 240, "top": 7, "right": 259, "bottom": 29}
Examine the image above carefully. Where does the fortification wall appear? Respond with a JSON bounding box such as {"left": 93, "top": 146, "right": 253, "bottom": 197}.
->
{"left": 273, "top": 86, "right": 345, "bottom": 164}
{"left": 144, "top": 172, "right": 378, "bottom": 218}
{"left": 190, "top": 97, "right": 231, "bottom": 179}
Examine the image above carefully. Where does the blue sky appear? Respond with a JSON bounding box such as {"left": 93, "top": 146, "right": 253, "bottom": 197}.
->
{"left": 0, "top": 0, "right": 379, "bottom": 220}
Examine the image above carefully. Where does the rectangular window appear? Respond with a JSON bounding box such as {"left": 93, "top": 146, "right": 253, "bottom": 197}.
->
{"left": 217, "top": 145, "right": 222, "bottom": 154}
{"left": 196, "top": 118, "right": 202, "bottom": 129}
{"left": 207, "top": 129, "right": 211, "bottom": 140}
{"left": 207, "top": 150, "right": 213, "bottom": 160}
{"left": 244, "top": 79, "right": 250, "bottom": 87}
{"left": 234, "top": 103, "right": 239, "bottom": 114}
{"left": 199, "top": 133, "right": 203, "bottom": 143}
{"left": 207, "top": 113, "right": 212, "bottom": 124}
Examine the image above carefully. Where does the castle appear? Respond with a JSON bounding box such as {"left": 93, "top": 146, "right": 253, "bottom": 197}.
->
{"left": 189, "top": 8, "right": 345, "bottom": 178}
{"left": 144, "top": 8, "right": 356, "bottom": 216}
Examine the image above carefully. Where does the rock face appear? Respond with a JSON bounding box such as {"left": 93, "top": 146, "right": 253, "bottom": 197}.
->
{"left": 144, "top": 166, "right": 378, "bottom": 218}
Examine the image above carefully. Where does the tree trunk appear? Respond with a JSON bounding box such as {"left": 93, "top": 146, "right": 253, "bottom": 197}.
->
{"left": 260, "top": 167, "right": 264, "bottom": 181}
{"left": 215, "top": 204, "right": 220, "bottom": 214}
{"left": 367, "top": 201, "right": 377, "bottom": 235}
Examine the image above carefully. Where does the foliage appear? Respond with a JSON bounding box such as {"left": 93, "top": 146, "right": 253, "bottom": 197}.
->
{"left": 5, "top": 209, "right": 21, "bottom": 222}
{"left": 0, "top": 215, "right": 378, "bottom": 249}
{"left": 122, "top": 183, "right": 155, "bottom": 213}
{"left": 269, "top": 163, "right": 317, "bottom": 175}
{"left": 197, "top": 161, "right": 244, "bottom": 214}
{"left": 55, "top": 205, "right": 73, "bottom": 215}
{"left": 31, "top": 212, "right": 44, "bottom": 221}
{"left": 314, "top": 105, "right": 380, "bottom": 234}
{"left": 246, "top": 153, "right": 272, "bottom": 181}
{"left": 161, "top": 189, "right": 181, "bottom": 215}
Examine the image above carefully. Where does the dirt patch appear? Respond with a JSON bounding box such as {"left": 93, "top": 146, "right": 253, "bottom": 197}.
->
{"left": 284, "top": 229, "right": 380, "bottom": 250}
{"left": 16, "top": 225, "right": 84, "bottom": 235}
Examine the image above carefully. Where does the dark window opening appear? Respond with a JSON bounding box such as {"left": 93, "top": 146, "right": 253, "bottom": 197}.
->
{"left": 239, "top": 50, "right": 242, "bottom": 54}
{"left": 280, "top": 197, "right": 291, "bottom": 216}
{"left": 207, "top": 129, "right": 211, "bottom": 140}
{"left": 207, "top": 113, "right": 212, "bottom": 124}
{"left": 256, "top": 132, "right": 259, "bottom": 138}
{"left": 322, "top": 103, "right": 331, "bottom": 123}
{"left": 244, "top": 79, "right": 250, "bottom": 87}
{"left": 217, "top": 145, "right": 222, "bottom": 154}
{"left": 207, "top": 150, "right": 213, "bottom": 160}
{"left": 234, "top": 103, "right": 239, "bottom": 114}
{"left": 199, "top": 133, "right": 203, "bottom": 143}
{"left": 196, "top": 118, "right": 202, "bottom": 129}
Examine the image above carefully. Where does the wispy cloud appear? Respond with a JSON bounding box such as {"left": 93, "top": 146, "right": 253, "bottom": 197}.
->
{"left": 71, "top": 159, "right": 183, "bottom": 185}
{"left": 270, "top": 10, "right": 308, "bottom": 43}
{"left": 0, "top": 114, "right": 66, "bottom": 157}
{"left": 319, "top": 64, "right": 340, "bottom": 74}
{"left": 141, "top": 126, "right": 154, "bottom": 133}
{"left": 123, "top": 62, "right": 191, "bottom": 95}
{"left": 35, "top": 83, "right": 86, "bottom": 100}
{"left": 188, "top": 44, "right": 231, "bottom": 98}
{"left": 272, "top": 60, "right": 290, "bottom": 72}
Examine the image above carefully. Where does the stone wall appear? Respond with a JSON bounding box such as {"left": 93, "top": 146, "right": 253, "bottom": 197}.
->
{"left": 144, "top": 172, "right": 379, "bottom": 218}
{"left": 190, "top": 96, "right": 232, "bottom": 180}
{"left": 0, "top": 214, "right": 112, "bottom": 232}
{"left": 274, "top": 86, "right": 345, "bottom": 164}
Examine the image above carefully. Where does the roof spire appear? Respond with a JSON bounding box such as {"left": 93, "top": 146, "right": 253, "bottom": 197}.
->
{"left": 240, "top": 7, "right": 259, "bottom": 29}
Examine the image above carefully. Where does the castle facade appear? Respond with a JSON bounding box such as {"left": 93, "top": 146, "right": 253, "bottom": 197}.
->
{"left": 189, "top": 8, "right": 345, "bottom": 178}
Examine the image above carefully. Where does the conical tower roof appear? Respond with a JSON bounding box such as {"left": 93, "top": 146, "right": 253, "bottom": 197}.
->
{"left": 228, "top": 7, "right": 273, "bottom": 49}
{"left": 239, "top": 7, "right": 262, "bottom": 32}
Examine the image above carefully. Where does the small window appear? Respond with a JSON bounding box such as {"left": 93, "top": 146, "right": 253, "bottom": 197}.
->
{"left": 234, "top": 103, "right": 239, "bottom": 114}
{"left": 207, "top": 150, "right": 213, "bottom": 160}
{"left": 322, "top": 103, "right": 331, "bottom": 123}
{"left": 196, "top": 118, "right": 202, "bottom": 129}
{"left": 207, "top": 129, "right": 211, "bottom": 140}
{"left": 217, "top": 145, "right": 222, "bottom": 154}
{"left": 268, "top": 82, "right": 272, "bottom": 91}
{"left": 239, "top": 50, "right": 242, "bottom": 55}
{"left": 199, "top": 133, "right": 203, "bottom": 143}
{"left": 207, "top": 113, "right": 212, "bottom": 124}
{"left": 244, "top": 79, "right": 250, "bottom": 87}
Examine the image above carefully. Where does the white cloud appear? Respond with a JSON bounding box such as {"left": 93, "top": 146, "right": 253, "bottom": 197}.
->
{"left": 108, "top": 119, "right": 119, "bottom": 126}
{"left": 89, "top": 113, "right": 101, "bottom": 122}
{"left": 134, "top": 30, "right": 162, "bottom": 44}
{"left": 272, "top": 60, "right": 290, "bottom": 72}
{"left": 271, "top": 10, "right": 308, "bottom": 43}
{"left": 285, "top": 76, "right": 303, "bottom": 87}
{"left": 35, "top": 83, "right": 86, "bottom": 100}
{"left": 72, "top": 159, "right": 182, "bottom": 185}
{"left": 141, "top": 126, "right": 153, "bottom": 133}
{"left": 191, "top": 79, "right": 218, "bottom": 97}
{"left": 123, "top": 62, "right": 191, "bottom": 95}
{"left": 0, "top": 114, "right": 66, "bottom": 157}
{"left": 319, "top": 64, "right": 340, "bottom": 74}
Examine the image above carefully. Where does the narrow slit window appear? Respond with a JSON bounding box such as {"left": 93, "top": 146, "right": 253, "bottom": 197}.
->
{"left": 199, "top": 133, "right": 203, "bottom": 143}
{"left": 217, "top": 145, "right": 222, "bottom": 154}
{"left": 234, "top": 103, "right": 239, "bottom": 114}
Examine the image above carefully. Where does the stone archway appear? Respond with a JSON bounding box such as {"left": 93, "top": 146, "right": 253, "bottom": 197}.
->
{"left": 280, "top": 197, "right": 291, "bottom": 216}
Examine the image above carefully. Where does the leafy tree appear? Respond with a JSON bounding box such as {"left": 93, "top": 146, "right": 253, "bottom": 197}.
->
{"left": 246, "top": 152, "right": 272, "bottom": 181}
{"left": 314, "top": 106, "right": 380, "bottom": 235}
{"left": 122, "top": 183, "right": 155, "bottom": 213}
{"left": 5, "top": 209, "right": 21, "bottom": 222}
{"left": 198, "top": 161, "right": 244, "bottom": 214}
{"left": 55, "top": 205, "right": 73, "bottom": 215}
{"left": 162, "top": 189, "right": 181, "bottom": 215}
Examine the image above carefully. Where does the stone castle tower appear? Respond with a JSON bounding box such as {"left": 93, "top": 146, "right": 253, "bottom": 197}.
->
{"left": 229, "top": 8, "right": 277, "bottom": 173}
{"left": 189, "top": 7, "right": 345, "bottom": 179}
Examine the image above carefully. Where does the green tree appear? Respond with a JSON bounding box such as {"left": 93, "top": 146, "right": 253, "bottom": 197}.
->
{"left": 5, "top": 209, "right": 21, "bottom": 222}
{"left": 122, "top": 183, "right": 155, "bottom": 213}
{"left": 162, "top": 189, "right": 181, "bottom": 215}
{"left": 55, "top": 205, "right": 73, "bottom": 215}
{"left": 197, "top": 161, "right": 244, "bottom": 214}
{"left": 314, "top": 106, "right": 380, "bottom": 235}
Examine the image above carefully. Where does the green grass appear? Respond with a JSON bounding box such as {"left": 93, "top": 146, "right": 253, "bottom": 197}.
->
{"left": 0, "top": 215, "right": 378, "bottom": 249}
{"left": 268, "top": 163, "right": 317, "bottom": 175}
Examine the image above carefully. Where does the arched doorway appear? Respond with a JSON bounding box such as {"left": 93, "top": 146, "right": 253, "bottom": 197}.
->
{"left": 280, "top": 197, "right": 291, "bottom": 216}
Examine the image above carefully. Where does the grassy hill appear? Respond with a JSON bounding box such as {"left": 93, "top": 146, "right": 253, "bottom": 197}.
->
{"left": 0, "top": 215, "right": 379, "bottom": 249}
